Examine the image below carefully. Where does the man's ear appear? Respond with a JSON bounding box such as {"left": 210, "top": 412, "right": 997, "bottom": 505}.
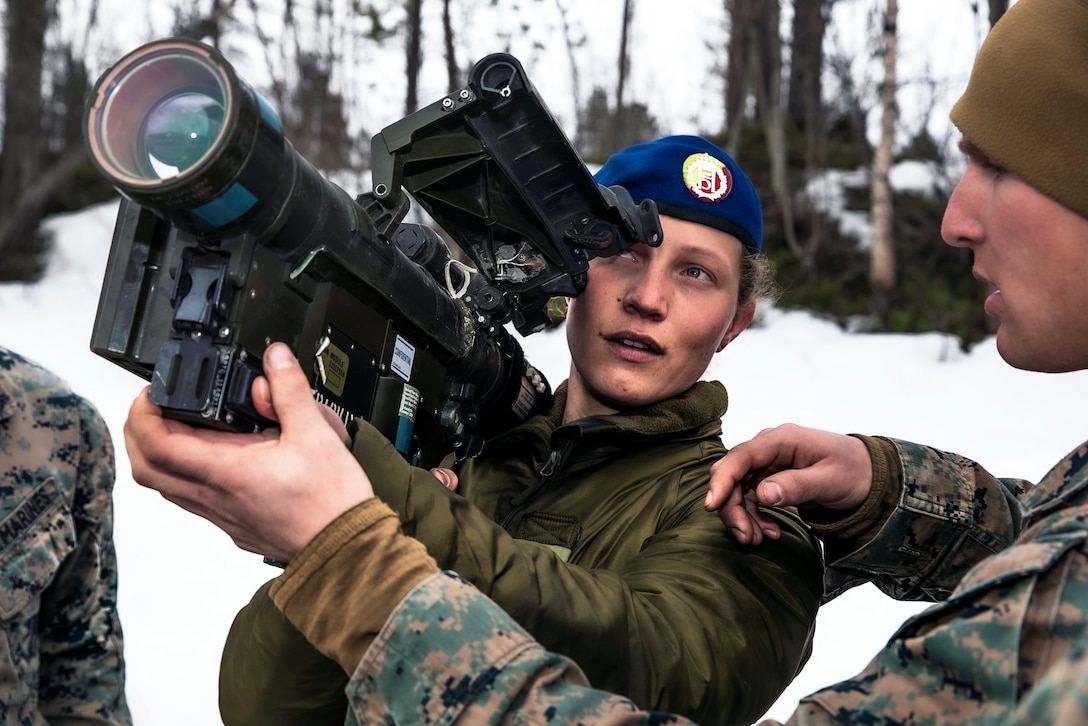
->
{"left": 717, "top": 302, "right": 756, "bottom": 352}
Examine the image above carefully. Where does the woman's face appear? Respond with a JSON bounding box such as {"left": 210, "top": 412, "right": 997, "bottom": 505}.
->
{"left": 563, "top": 215, "right": 754, "bottom": 422}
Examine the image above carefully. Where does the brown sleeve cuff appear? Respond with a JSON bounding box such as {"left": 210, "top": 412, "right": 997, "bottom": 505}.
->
{"left": 269, "top": 497, "right": 440, "bottom": 673}
{"left": 804, "top": 434, "right": 902, "bottom": 544}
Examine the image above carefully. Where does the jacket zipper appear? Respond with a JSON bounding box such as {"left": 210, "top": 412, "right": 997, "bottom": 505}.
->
{"left": 498, "top": 421, "right": 605, "bottom": 531}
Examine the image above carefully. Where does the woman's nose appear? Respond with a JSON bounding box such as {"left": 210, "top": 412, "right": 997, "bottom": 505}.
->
{"left": 622, "top": 266, "right": 669, "bottom": 318}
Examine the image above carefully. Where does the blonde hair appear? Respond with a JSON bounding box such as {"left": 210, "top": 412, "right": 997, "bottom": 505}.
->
{"left": 739, "top": 252, "right": 779, "bottom": 309}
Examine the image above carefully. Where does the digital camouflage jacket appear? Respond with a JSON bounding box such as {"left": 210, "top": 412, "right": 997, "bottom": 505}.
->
{"left": 220, "top": 381, "right": 823, "bottom": 726}
{"left": 0, "top": 347, "right": 130, "bottom": 724}
{"left": 299, "top": 435, "right": 1088, "bottom": 725}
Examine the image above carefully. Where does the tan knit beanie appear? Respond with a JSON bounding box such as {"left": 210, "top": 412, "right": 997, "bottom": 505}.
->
{"left": 950, "top": 0, "right": 1088, "bottom": 218}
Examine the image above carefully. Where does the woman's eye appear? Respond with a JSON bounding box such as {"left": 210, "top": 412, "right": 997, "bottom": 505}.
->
{"left": 682, "top": 267, "right": 711, "bottom": 281}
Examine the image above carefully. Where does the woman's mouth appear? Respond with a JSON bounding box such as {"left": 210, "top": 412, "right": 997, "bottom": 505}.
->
{"left": 605, "top": 333, "right": 663, "bottom": 360}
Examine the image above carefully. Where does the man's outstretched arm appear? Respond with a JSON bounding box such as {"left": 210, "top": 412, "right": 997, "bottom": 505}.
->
{"left": 269, "top": 494, "right": 699, "bottom": 726}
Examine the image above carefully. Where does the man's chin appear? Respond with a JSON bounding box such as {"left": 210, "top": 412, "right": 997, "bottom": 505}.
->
{"left": 995, "top": 333, "right": 1076, "bottom": 373}
{"left": 995, "top": 333, "right": 1032, "bottom": 371}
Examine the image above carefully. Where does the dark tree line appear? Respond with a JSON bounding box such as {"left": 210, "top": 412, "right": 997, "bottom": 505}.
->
{"left": 0, "top": 0, "right": 1012, "bottom": 344}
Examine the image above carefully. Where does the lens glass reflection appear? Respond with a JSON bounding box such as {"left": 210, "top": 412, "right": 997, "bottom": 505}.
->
{"left": 138, "top": 91, "right": 225, "bottom": 178}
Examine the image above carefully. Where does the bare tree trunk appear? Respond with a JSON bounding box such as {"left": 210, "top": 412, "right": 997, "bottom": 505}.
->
{"left": 284, "top": 0, "right": 352, "bottom": 171}
{"left": 613, "top": 0, "right": 634, "bottom": 148}
{"left": 442, "top": 0, "right": 458, "bottom": 90}
{"left": 788, "top": 0, "right": 831, "bottom": 268}
{"left": 0, "top": 0, "right": 49, "bottom": 262}
{"left": 1, "top": 0, "right": 48, "bottom": 213}
{"left": 870, "top": 0, "right": 898, "bottom": 291}
{"left": 404, "top": 0, "right": 423, "bottom": 114}
{"left": 988, "top": 0, "right": 1010, "bottom": 27}
{"left": 246, "top": 0, "right": 288, "bottom": 110}
{"left": 724, "top": 0, "right": 755, "bottom": 150}
{"left": 172, "top": 0, "right": 237, "bottom": 42}
{"left": 553, "top": 0, "right": 583, "bottom": 127}
{"left": 0, "top": 145, "right": 87, "bottom": 260}
{"left": 750, "top": 0, "right": 801, "bottom": 260}
{"left": 787, "top": 0, "right": 828, "bottom": 160}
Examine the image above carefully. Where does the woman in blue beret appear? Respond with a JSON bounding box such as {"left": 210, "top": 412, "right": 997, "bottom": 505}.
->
{"left": 127, "top": 135, "right": 823, "bottom": 726}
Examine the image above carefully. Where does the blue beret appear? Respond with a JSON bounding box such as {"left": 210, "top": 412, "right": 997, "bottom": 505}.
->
{"left": 594, "top": 135, "right": 763, "bottom": 253}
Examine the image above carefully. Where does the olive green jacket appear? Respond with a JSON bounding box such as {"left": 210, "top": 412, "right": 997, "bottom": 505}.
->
{"left": 220, "top": 381, "right": 822, "bottom": 726}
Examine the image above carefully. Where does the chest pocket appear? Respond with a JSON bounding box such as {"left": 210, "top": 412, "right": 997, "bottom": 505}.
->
{"left": 512, "top": 512, "right": 582, "bottom": 562}
{"left": 0, "top": 479, "right": 76, "bottom": 620}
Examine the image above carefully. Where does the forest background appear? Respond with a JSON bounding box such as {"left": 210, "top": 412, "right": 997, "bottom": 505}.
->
{"left": 2, "top": 0, "right": 1014, "bottom": 345}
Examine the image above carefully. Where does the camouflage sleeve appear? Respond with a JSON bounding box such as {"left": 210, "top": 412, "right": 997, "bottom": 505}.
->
{"left": 767, "top": 446, "right": 1088, "bottom": 726}
{"left": 822, "top": 437, "right": 1028, "bottom": 602}
{"left": 350, "top": 570, "right": 699, "bottom": 726}
{"left": 36, "top": 397, "right": 130, "bottom": 723}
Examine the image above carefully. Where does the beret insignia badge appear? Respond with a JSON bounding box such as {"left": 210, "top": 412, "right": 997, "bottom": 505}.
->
{"left": 682, "top": 152, "right": 731, "bottom": 202}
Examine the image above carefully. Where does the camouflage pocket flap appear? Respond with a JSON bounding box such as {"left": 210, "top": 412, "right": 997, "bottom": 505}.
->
{"left": 947, "top": 534, "right": 1088, "bottom": 603}
{"left": 890, "top": 534, "right": 1087, "bottom": 640}
{"left": 0, "top": 479, "right": 76, "bottom": 620}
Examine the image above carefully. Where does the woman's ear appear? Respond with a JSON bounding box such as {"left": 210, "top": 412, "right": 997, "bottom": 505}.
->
{"left": 717, "top": 302, "right": 756, "bottom": 352}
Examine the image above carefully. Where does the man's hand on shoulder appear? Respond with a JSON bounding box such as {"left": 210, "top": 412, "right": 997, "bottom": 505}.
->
{"left": 706, "top": 423, "right": 873, "bottom": 545}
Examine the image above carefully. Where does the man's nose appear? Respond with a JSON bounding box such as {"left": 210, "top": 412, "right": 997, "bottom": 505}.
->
{"left": 942, "top": 168, "right": 985, "bottom": 249}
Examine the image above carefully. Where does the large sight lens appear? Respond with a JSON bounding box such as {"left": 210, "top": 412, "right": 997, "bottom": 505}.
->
{"left": 140, "top": 91, "right": 226, "bottom": 178}
{"left": 87, "top": 41, "right": 231, "bottom": 186}
{"left": 84, "top": 37, "right": 299, "bottom": 239}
